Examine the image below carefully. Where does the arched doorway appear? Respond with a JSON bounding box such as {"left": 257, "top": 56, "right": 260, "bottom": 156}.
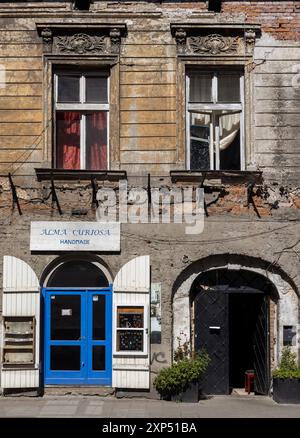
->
{"left": 191, "top": 268, "right": 278, "bottom": 395}
{"left": 42, "top": 257, "right": 112, "bottom": 386}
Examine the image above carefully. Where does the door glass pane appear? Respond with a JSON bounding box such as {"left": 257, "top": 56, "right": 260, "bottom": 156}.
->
{"left": 93, "top": 295, "right": 105, "bottom": 340}
{"left": 219, "top": 112, "right": 241, "bottom": 170}
{"left": 86, "top": 112, "right": 107, "bottom": 170}
{"left": 57, "top": 75, "right": 80, "bottom": 103}
{"left": 190, "top": 112, "right": 211, "bottom": 170}
{"left": 218, "top": 73, "right": 240, "bottom": 102}
{"left": 92, "top": 346, "right": 105, "bottom": 370}
{"left": 51, "top": 295, "right": 81, "bottom": 340}
{"left": 189, "top": 74, "right": 213, "bottom": 102}
{"left": 50, "top": 346, "right": 80, "bottom": 370}
{"left": 56, "top": 111, "right": 81, "bottom": 170}
{"left": 117, "top": 330, "right": 144, "bottom": 352}
{"left": 85, "top": 76, "right": 108, "bottom": 103}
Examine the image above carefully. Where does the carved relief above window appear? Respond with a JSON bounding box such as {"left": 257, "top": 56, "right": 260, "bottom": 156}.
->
{"left": 171, "top": 24, "right": 260, "bottom": 57}
{"left": 37, "top": 23, "right": 126, "bottom": 56}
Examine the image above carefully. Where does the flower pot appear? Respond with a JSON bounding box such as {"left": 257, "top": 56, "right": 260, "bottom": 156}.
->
{"left": 273, "top": 378, "right": 300, "bottom": 404}
{"left": 171, "top": 382, "right": 199, "bottom": 403}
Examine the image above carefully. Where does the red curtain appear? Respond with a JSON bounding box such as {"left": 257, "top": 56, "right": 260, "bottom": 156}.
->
{"left": 56, "top": 112, "right": 80, "bottom": 169}
{"left": 56, "top": 111, "right": 107, "bottom": 170}
{"left": 86, "top": 112, "right": 107, "bottom": 170}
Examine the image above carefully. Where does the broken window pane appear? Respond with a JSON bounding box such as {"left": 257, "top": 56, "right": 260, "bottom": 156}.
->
{"left": 190, "top": 113, "right": 211, "bottom": 170}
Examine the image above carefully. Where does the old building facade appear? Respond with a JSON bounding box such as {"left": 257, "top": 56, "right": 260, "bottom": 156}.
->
{"left": 0, "top": 0, "right": 299, "bottom": 396}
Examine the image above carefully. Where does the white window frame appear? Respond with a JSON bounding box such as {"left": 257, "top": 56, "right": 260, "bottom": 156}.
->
{"left": 114, "top": 305, "right": 149, "bottom": 356}
{"left": 54, "top": 71, "right": 110, "bottom": 170}
{"left": 186, "top": 71, "right": 245, "bottom": 171}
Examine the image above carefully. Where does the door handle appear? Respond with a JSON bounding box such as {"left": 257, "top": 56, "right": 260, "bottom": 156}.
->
{"left": 82, "top": 362, "right": 85, "bottom": 367}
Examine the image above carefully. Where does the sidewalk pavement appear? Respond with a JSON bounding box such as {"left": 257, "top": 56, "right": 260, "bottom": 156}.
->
{"left": 0, "top": 394, "right": 299, "bottom": 418}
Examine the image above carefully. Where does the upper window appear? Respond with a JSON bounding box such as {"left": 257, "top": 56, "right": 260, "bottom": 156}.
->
{"left": 54, "top": 71, "right": 109, "bottom": 170}
{"left": 187, "top": 70, "right": 244, "bottom": 171}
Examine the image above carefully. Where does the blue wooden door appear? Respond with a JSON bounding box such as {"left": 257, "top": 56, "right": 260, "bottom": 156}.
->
{"left": 44, "top": 287, "right": 112, "bottom": 385}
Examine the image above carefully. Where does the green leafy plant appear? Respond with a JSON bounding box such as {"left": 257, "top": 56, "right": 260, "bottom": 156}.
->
{"left": 153, "top": 350, "right": 210, "bottom": 398}
{"left": 273, "top": 346, "right": 300, "bottom": 379}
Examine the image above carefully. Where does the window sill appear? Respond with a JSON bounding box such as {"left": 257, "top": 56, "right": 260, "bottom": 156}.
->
{"left": 170, "top": 170, "right": 263, "bottom": 185}
{"left": 35, "top": 168, "right": 127, "bottom": 182}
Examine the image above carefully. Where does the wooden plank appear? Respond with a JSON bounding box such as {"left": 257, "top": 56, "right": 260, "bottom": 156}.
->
{"left": 121, "top": 150, "right": 176, "bottom": 164}
{"left": 120, "top": 123, "right": 176, "bottom": 138}
{"left": 120, "top": 71, "right": 176, "bottom": 85}
{"left": 255, "top": 114, "right": 300, "bottom": 127}
{"left": 121, "top": 110, "right": 176, "bottom": 124}
{"left": 255, "top": 140, "right": 300, "bottom": 154}
{"left": 0, "top": 96, "right": 42, "bottom": 110}
{"left": 120, "top": 97, "right": 176, "bottom": 111}
{"left": 0, "top": 59, "right": 42, "bottom": 70}
{"left": 0, "top": 136, "right": 42, "bottom": 148}
{"left": 120, "top": 136, "right": 176, "bottom": 151}
{"left": 121, "top": 45, "right": 176, "bottom": 58}
{"left": 120, "top": 84, "right": 176, "bottom": 98}
{"left": 0, "top": 110, "right": 42, "bottom": 123}
{"left": 255, "top": 100, "right": 300, "bottom": 113}
{"left": 0, "top": 123, "right": 42, "bottom": 136}
{"left": 1, "top": 70, "right": 42, "bottom": 84}
{"left": 254, "top": 74, "right": 294, "bottom": 87}
{"left": 255, "top": 87, "right": 300, "bottom": 100}
{"left": 255, "top": 126, "right": 300, "bottom": 139}
{"left": 0, "top": 44, "right": 42, "bottom": 57}
{"left": 0, "top": 84, "right": 42, "bottom": 96}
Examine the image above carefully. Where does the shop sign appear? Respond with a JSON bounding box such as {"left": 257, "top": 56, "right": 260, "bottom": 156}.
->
{"left": 30, "top": 221, "right": 120, "bottom": 251}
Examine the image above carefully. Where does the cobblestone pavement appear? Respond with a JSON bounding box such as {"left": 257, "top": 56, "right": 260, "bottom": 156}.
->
{"left": 0, "top": 394, "right": 299, "bottom": 418}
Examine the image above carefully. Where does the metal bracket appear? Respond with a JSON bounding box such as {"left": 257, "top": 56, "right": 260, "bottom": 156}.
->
{"left": 8, "top": 173, "right": 22, "bottom": 216}
{"left": 50, "top": 174, "right": 62, "bottom": 215}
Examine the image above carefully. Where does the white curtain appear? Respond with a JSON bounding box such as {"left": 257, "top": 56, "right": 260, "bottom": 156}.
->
{"left": 219, "top": 113, "right": 240, "bottom": 150}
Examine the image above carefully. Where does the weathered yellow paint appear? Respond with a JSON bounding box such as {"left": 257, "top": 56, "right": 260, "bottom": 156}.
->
{"left": 0, "top": 96, "right": 42, "bottom": 110}
{"left": 3, "top": 70, "right": 42, "bottom": 83}
{"left": 121, "top": 110, "right": 176, "bottom": 124}
{"left": 120, "top": 97, "right": 176, "bottom": 111}
{"left": 0, "top": 43, "right": 42, "bottom": 57}
{"left": 120, "top": 137, "right": 176, "bottom": 151}
{"left": 121, "top": 150, "right": 176, "bottom": 164}
{"left": 0, "top": 110, "right": 42, "bottom": 123}
{"left": 120, "top": 123, "right": 176, "bottom": 138}
{"left": 0, "top": 123, "right": 42, "bottom": 136}
{"left": 121, "top": 84, "right": 176, "bottom": 98}
{"left": 0, "top": 136, "right": 42, "bottom": 149}
{"left": 120, "top": 71, "right": 176, "bottom": 85}
{"left": 0, "top": 84, "right": 42, "bottom": 96}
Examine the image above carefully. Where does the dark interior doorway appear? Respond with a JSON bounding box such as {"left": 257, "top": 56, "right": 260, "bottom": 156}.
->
{"left": 228, "top": 293, "right": 265, "bottom": 389}
{"left": 193, "top": 269, "right": 273, "bottom": 395}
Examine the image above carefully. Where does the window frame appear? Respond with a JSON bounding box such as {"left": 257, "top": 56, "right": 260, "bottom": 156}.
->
{"left": 114, "top": 305, "right": 149, "bottom": 356}
{"left": 54, "top": 70, "right": 110, "bottom": 170}
{"left": 186, "top": 70, "right": 245, "bottom": 171}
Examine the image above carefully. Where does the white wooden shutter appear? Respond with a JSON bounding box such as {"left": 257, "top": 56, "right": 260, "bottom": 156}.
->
{"left": 112, "top": 256, "right": 150, "bottom": 389}
{"left": 1, "top": 256, "right": 40, "bottom": 389}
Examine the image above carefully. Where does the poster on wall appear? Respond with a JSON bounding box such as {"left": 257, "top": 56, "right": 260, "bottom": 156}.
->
{"left": 150, "top": 283, "right": 161, "bottom": 344}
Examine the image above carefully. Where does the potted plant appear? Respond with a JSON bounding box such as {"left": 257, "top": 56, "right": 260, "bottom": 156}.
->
{"left": 153, "top": 335, "right": 210, "bottom": 402}
{"left": 272, "top": 346, "right": 300, "bottom": 404}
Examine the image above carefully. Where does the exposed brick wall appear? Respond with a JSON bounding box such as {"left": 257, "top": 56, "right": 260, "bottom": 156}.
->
{"left": 222, "top": 1, "right": 300, "bottom": 40}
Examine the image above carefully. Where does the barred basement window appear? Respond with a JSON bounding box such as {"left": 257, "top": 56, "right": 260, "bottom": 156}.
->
{"left": 116, "top": 306, "right": 148, "bottom": 354}
{"left": 54, "top": 71, "right": 109, "bottom": 170}
{"left": 186, "top": 70, "right": 245, "bottom": 171}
